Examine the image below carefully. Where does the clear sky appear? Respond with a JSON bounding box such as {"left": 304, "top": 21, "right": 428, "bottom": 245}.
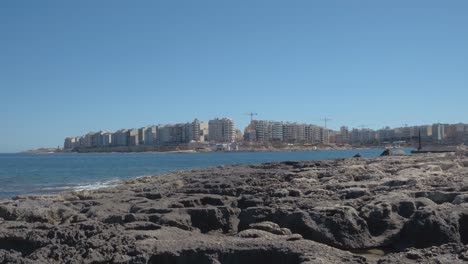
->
{"left": 1, "top": 1, "right": 467, "bottom": 152}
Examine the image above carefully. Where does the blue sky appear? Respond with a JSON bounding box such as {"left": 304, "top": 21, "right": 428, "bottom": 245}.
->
{"left": 1, "top": 1, "right": 467, "bottom": 152}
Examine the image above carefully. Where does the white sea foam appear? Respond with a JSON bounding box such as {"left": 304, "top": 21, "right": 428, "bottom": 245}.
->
{"left": 39, "top": 179, "right": 122, "bottom": 193}
{"left": 71, "top": 179, "right": 121, "bottom": 191}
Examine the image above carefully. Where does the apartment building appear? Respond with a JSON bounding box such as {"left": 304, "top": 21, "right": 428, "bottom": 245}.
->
{"left": 112, "top": 129, "right": 129, "bottom": 146}
{"left": 208, "top": 118, "right": 235, "bottom": 143}
{"left": 199, "top": 121, "right": 209, "bottom": 142}
{"left": 144, "top": 126, "right": 158, "bottom": 145}
{"left": 64, "top": 137, "right": 80, "bottom": 149}
{"left": 158, "top": 124, "right": 184, "bottom": 145}
{"left": 305, "top": 125, "right": 321, "bottom": 144}
{"left": 283, "top": 123, "right": 306, "bottom": 143}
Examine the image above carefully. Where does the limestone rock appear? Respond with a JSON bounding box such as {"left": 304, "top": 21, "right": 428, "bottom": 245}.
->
{"left": 0, "top": 153, "right": 468, "bottom": 262}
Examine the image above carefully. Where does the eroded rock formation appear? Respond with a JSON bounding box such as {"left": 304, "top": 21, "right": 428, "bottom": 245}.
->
{"left": 1, "top": 153, "right": 468, "bottom": 263}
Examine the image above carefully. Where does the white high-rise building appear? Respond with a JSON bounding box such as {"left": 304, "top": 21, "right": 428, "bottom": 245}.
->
{"left": 208, "top": 118, "right": 235, "bottom": 143}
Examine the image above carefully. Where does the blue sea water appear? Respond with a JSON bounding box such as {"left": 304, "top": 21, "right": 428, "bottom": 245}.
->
{"left": 0, "top": 149, "right": 411, "bottom": 198}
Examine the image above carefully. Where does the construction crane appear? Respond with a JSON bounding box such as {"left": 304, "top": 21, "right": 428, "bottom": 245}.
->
{"left": 244, "top": 112, "right": 258, "bottom": 122}
{"left": 320, "top": 117, "right": 332, "bottom": 128}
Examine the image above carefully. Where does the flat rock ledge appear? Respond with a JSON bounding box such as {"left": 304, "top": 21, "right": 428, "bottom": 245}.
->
{"left": 2, "top": 153, "right": 468, "bottom": 263}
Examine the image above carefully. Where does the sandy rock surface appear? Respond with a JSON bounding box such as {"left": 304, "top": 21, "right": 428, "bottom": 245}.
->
{"left": 1, "top": 153, "right": 468, "bottom": 263}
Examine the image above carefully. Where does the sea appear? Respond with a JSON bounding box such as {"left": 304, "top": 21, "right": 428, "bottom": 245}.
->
{"left": 0, "top": 149, "right": 412, "bottom": 198}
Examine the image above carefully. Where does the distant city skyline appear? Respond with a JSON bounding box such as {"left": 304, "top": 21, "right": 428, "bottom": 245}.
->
{"left": 63, "top": 117, "right": 468, "bottom": 138}
{"left": 63, "top": 117, "right": 468, "bottom": 152}
{"left": 11, "top": 117, "right": 468, "bottom": 153}
{"left": 1, "top": 1, "right": 468, "bottom": 152}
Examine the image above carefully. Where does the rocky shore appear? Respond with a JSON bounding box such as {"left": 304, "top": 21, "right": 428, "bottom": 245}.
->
{"left": 2, "top": 152, "right": 468, "bottom": 263}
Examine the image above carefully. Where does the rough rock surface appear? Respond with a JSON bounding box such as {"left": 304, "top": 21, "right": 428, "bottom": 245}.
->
{"left": 1, "top": 153, "right": 468, "bottom": 263}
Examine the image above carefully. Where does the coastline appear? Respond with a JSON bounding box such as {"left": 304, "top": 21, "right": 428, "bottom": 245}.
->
{"left": 1, "top": 152, "right": 468, "bottom": 263}
{"left": 3, "top": 149, "right": 403, "bottom": 199}
{"left": 22, "top": 145, "right": 389, "bottom": 155}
